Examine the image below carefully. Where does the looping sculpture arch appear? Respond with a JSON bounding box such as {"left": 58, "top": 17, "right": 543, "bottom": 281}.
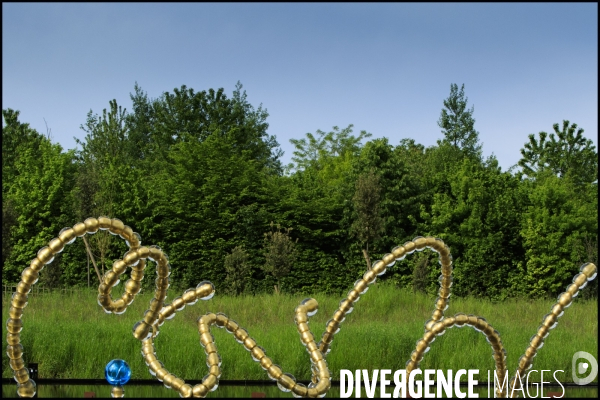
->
{"left": 6, "top": 217, "right": 597, "bottom": 398}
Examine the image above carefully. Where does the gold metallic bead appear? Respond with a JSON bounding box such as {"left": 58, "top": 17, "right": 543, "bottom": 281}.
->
{"left": 202, "top": 313, "right": 217, "bottom": 325}
{"left": 225, "top": 320, "right": 239, "bottom": 332}
{"left": 530, "top": 335, "right": 544, "bottom": 349}
{"left": 163, "top": 374, "right": 176, "bottom": 388}
{"left": 29, "top": 258, "right": 44, "bottom": 272}
{"left": 110, "top": 218, "right": 125, "bottom": 235}
{"left": 309, "top": 350, "right": 323, "bottom": 363}
{"left": 566, "top": 283, "right": 579, "bottom": 296}
{"left": 182, "top": 289, "right": 197, "bottom": 304}
{"left": 171, "top": 297, "right": 185, "bottom": 311}
{"left": 123, "top": 250, "right": 141, "bottom": 266}
{"left": 198, "top": 323, "right": 211, "bottom": 334}
{"left": 121, "top": 225, "right": 134, "bottom": 241}
{"left": 6, "top": 344, "right": 24, "bottom": 359}
{"left": 440, "top": 255, "right": 452, "bottom": 266}
{"left": 155, "top": 368, "right": 168, "bottom": 381}
{"left": 133, "top": 321, "right": 151, "bottom": 340}
{"left": 144, "top": 310, "right": 159, "bottom": 325}
{"left": 243, "top": 337, "right": 257, "bottom": 350}
{"left": 321, "top": 332, "right": 334, "bottom": 344}
{"left": 455, "top": 313, "right": 468, "bottom": 325}
{"left": 435, "top": 298, "right": 447, "bottom": 310}
{"left": 16, "top": 380, "right": 36, "bottom": 398}
{"left": 149, "top": 246, "right": 163, "bottom": 260}
{"left": 48, "top": 238, "right": 65, "bottom": 253}
{"left": 58, "top": 228, "right": 76, "bottom": 244}
{"left": 179, "top": 384, "right": 193, "bottom": 398}
{"left": 111, "top": 385, "right": 124, "bottom": 398}
{"left": 300, "top": 331, "right": 315, "bottom": 344}
{"left": 98, "top": 283, "right": 110, "bottom": 295}
{"left": 332, "top": 310, "right": 345, "bottom": 323}
{"left": 193, "top": 384, "right": 209, "bottom": 398}
{"left": 260, "top": 356, "right": 273, "bottom": 370}
{"left": 137, "top": 246, "right": 150, "bottom": 258}
{"left": 354, "top": 279, "right": 368, "bottom": 294}
{"left": 307, "top": 388, "right": 319, "bottom": 398}
{"left": 415, "top": 339, "right": 428, "bottom": 352}
{"left": 363, "top": 269, "right": 377, "bottom": 283}
{"left": 267, "top": 364, "right": 283, "bottom": 380}
{"left": 16, "top": 281, "right": 32, "bottom": 295}
{"left": 371, "top": 260, "right": 386, "bottom": 275}
{"left": 207, "top": 352, "right": 221, "bottom": 366}
{"left": 98, "top": 216, "right": 112, "bottom": 229}
{"left": 294, "top": 312, "right": 308, "bottom": 324}
{"left": 149, "top": 361, "right": 163, "bottom": 373}
{"left": 199, "top": 333, "right": 214, "bottom": 346}
{"left": 278, "top": 374, "right": 296, "bottom": 390}
{"left": 414, "top": 237, "right": 428, "bottom": 250}
{"left": 7, "top": 318, "right": 23, "bottom": 334}
{"left": 382, "top": 252, "right": 395, "bottom": 266}
{"left": 215, "top": 313, "right": 228, "bottom": 327}
{"left": 392, "top": 246, "right": 406, "bottom": 258}
{"left": 441, "top": 265, "right": 453, "bottom": 276}
{"left": 580, "top": 263, "right": 597, "bottom": 278}
{"left": 36, "top": 247, "right": 54, "bottom": 264}
{"left": 171, "top": 377, "right": 185, "bottom": 391}
{"left": 297, "top": 322, "right": 309, "bottom": 333}
{"left": 125, "top": 279, "right": 139, "bottom": 296}
{"left": 423, "top": 331, "right": 435, "bottom": 343}
{"left": 14, "top": 367, "right": 30, "bottom": 384}
{"left": 104, "top": 271, "right": 119, "bottom": 286}
{"left": 84, "top": 217, "right": 100, "bottom": 233}
{"left": 209, "top": 365, "right": 221, "bottom": 378}
{"left": 9, "top": 357, "right": 25, "bottom": 370}
{"left": 542, "top": 314, "right": 557, "bottom": 328}
{"left": 306, "top": 341, "right": 318, "bottom": 352}
{"left": 235, "top": 328, "right": 249, "bottom": 342}
{"left": 11, "top": 293, "right": 28, "bottom": 309}
{"left": 404, "top": 241, "right": 416, "bottom": 253}
{"left": 251, "top": 346, "right": 266, "bottom": 361}
{"left": 432, "top": 309, "right": 443, "bottom": 320}
{"left": 467, "top": 315, "right": 479, "bottom": 326}
{"left": 573, "top": 273, "right": 588, "bottom": 287}
{"left": 438, "top": 287, "right": 451, "bottom": 298}
{"left": 112, "top": 260, "right": 127, "bottom": 275}
{"left": 203, "top": 374, "right": 218, "bottom": 389}
{"left": 72, "top": 222, "right": 87, "bottom": 237}
{"left": 130, "top": 269, "right": 144, "bottom": 281}
{"left": 346, "top": 289, "right": 360, "bottom": 303}
{"left": 338, "top": 299, "right": 353, "bottom": 313}
{"left": 9, "top": 306, "right": 24, "bottom": 320}
{"left": 525, "top": 347, "right": 537, "bottom": 358}
{"left": 292, "top": 383, "right": 308, "bottom": 397}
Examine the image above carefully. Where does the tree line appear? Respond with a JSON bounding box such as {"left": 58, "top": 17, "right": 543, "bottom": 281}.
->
{"left": 2, "top": 82, "right": 597, "bottom": 300}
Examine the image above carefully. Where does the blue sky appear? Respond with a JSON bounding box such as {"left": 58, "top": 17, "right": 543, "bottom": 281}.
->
{"left": 3, "top": 3, "right": 597, "bottom": 171}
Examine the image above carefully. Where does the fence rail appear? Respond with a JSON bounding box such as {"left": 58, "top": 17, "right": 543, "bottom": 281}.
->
{"left": 2, "top": 285, "right": 97, "bottom": 299}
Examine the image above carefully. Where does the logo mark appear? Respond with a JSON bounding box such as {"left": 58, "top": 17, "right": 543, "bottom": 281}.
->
{"left": 572, "top": 351, "right": 598, "bottom": 385}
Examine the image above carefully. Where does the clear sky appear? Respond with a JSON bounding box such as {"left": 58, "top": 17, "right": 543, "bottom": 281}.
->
{"left": 3, "top": 3, "right": 597, "bottom": 171}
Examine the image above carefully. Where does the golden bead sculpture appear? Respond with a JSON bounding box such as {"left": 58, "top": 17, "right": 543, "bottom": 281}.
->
{"left": 6, "top": 219, "right": 597, "bottom": 398}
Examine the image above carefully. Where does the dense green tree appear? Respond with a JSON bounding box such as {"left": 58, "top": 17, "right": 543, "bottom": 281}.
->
{"left": 519, "top": 172, "right": 597, "bottom": 298}
{"left": 519, "top": 120, "right": 597, "bottom": 185}
{"left": 350, "top": 170, "right": 384, "bottom": 270}
{"left": 3, "top": 136, "right": 76, "bottom": 285}
{"left": 422, "top": 157, "right": 526, "bottom": 299}
{"left": 437, "top": 84, "right": 482, "bottom": 159}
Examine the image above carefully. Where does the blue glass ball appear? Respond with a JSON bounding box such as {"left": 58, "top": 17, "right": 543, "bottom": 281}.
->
{"left": 105, "top": 359, "right": 131, "bottom": 386}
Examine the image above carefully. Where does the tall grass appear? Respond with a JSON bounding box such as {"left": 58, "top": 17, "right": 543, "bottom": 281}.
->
{"left": 3, "top": 283, "right": 597, "bottom": 383}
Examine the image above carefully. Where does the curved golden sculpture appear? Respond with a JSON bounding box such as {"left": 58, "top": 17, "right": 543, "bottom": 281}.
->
{"left": 6, "top": 217, "right": 597, "bottom": 398}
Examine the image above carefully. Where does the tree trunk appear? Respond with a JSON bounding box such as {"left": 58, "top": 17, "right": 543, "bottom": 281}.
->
{"left": 362, "top": 248, "right": 371, "bottom": 270}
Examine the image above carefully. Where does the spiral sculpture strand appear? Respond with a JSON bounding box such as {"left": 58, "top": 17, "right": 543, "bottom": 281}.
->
{"left": 6, "top": 218, "right": 597, "bottom": 398}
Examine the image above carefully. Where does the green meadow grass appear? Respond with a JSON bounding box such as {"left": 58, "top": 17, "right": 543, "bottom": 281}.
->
{"left": 2, "top": 283, "right": 597, "bottom": 384}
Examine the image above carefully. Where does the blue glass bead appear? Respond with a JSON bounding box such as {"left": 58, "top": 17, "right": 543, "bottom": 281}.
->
{"left": 105, "top": 359, "right": 131, "bottom": 386}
